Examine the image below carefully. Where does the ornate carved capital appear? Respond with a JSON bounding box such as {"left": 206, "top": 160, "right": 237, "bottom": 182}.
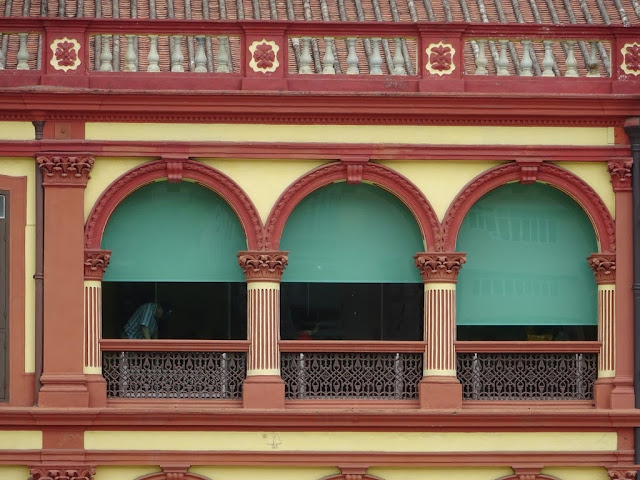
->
{"left": 37, "top": 154, "right": 94, "bottom": 186}
{"left": 414, "top": 252, "right": 466, "bottom": 283}
{"left": 29, "top": 466, "right": 96, "bottom": 480}
{"left": 608, "top": 160, "right": 633, "bottom": 192}
{"left": 608, "top": 470, "right": 637, "bottom": 480}
{"left": 238, "top": 251, "right": 288, "bottom": 282}
{"left": 84, "top": 249, "right": 111, "bottom": 281}
{"left": 588, "top": 253, "right": 616, "bottom": 284}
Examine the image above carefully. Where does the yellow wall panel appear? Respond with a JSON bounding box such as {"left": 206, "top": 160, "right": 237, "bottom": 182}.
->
{"left": 0, "top": 430, "right": 42, "bottom": 449}
{"left": 542, "top": 467, "right": 610, "bottom": 480}
{"left": 553, "top": 162, "right": 615, "bottom": 219}
{"left": 202, "top": 159, "right": 327, "bottom": 223}
{"left": 0, "top": 466, "right": 30, "bottom": 480}
{"left": 85, "top": 123, "right": 614, "bottom": 147}
{"left": 94, "top": 466, "right": 161, "bottom": 480}
{"left": 85, "top": 157, "right": 153, "bottom": 222}
{"left": 0, "top": 122, "right": 34, "bottom": 141}
{"left": 368, "top": 467, "right": 513, "bottom": 480}
{"left": 85, "top": 431, "right": 617, "bottom": 453}
{"left": 190, "top": 466, "right": 340, "bottom": 480}
{"left": 380, "top": 161, "right": 501, "bottom": 221}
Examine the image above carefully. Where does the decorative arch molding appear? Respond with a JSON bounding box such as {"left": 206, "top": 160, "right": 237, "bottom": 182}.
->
{"left": 84, "top": 159, "right": 263, "bottom": 250}
{"left": 319, "top": 465, "right": 384, "bottom": 480}
{"left": 440, "top": 162, "right": 616, "bottom": 253}
{"left": 264, "top": 161, "right": 440, "bottom": 250}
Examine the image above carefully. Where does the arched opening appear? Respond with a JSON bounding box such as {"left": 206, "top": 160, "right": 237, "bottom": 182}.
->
{"left": 280, "top": 182, "right": 424, "bottom": 341}
{"left": 101, "top": 180, "right": 248, "bottom": 340}
{"left": 456, "top": 182, "right": 598, "bottom": 341}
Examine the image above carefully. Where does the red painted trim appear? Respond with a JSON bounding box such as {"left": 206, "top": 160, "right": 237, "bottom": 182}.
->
{"left": 440, "top": 162, "right": 616, "bottom": 252}
{"left": 284, "top": 399, "right": 420, "bottom": 409}
{"left": 264, "top": 161, "right": 440, "bottom": 250}
{"left": 0, "top": 141, "right": 629, "bottom": 162}
{"left": 455, "top": 341, "right": 602, "bottom": 353}
{"left": 100, "top": 339, "right": 250, "bottom": 352}
{"left": 84, "top": 159, "right": 263, "bottom": 250}
{"left": 279, "top": 340, "right": 426, "bottom": 353}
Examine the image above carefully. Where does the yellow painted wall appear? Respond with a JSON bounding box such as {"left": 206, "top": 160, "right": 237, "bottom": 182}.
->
{"left": 542, "top": 467, "right": 610, "bottom": 480}
{"left": 84, "top": 431, "right": 617, "bottom": 453}
{"left": 0, "top": 158, "right": 35, "bottom": 373}
{"left": 191, "top": 466, "right": 340, "bottom": 480}
{"left": 0, "top": 430, "right": 42, "bottom": 449}
{"left": 553, "top": 162, "right": 615, "bottom": 218}
{"left": 85, "top": 124, "right": 614, "bottom": 146}
{"left": 94, "top": 466, "right": 161, "bottom": 480}
{"left": 368, "top": 467, "right": 513, "bottom": 480}
{"left": 0, "top": 122, "right": 34, "bottom": 141}
{"left": 202, "top": 159, "right": 327, "bottom": 223}
{"left": 85, "top": 157, "right": 153, "bottom": 222}
{"left": 0, "top": 466, "right": 30, "bottom": 480}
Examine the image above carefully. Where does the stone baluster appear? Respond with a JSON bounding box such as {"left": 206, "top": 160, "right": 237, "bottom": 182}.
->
{"left": 0, "top": 38, "right": 5, "bottom": 70}
{"left": 346, "top": 37, "right": 359, "bottom": 74}
{"left": 125, "top": 35, "right": 137, "bottom": 72}
{"left": 17, "top": 33, "right": 29, "bottom": 70}
{"left": 564, "top": 40, "right": 578, "bottom": 77}
{"left": 520, "top": 39, "right": 533, "bottom": 76}
{"left": 299, "top": 37, "right": 313, "bottom": 74}
{"left": 216, "top": 37, "right": 231, "bottom": 73}
{"left": 170, "top": 35, "right": 184, "bottom": 72}
{"left": 100, "top": 35, "right": 113, "bottom": 71}
{"left": 147, "top": 35, "right": 160, "bottom": 72}
{"left": 474, "top": 39, "right": 488, "bottom": 75}
{"left": 369, "top": 37, "right": 383, "bottom": 75}
{"left": 414, "top": 253, "right": 466, "bottom": 409}
{"left": 83, "top": 249, "right": 111, "bottom": 407}
{"left": 587, "top": 40, "right": 600, "bottom": 77}
{"left": 237, "top": 251, "right": 288, "bottom": 409}
{"left": 195, "top": 36, "right": 207, "bottom": 72}
{"left": 497, "top": 39, "right": 509, "bottom": 75}
{"left": 542, "top": 40, "right": 555, "bottom": 76}
{"left": 322, "top": 37, "right": 336, "bottom": 74}
{"left": 392, "top": 38, "right": 406, "bottom": 75}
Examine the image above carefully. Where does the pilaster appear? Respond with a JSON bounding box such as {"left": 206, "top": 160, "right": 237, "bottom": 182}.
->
{"left": 37, "top": 154, "right": 94, "bottom": 407}
{"left": 237, "top": 251, "right": 288, "bottom": 409}
{"left": 414, "top": 252, "right": 466, "bottom": 409}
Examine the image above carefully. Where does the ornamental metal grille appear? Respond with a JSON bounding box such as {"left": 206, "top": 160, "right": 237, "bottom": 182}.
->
{"left": 103, "top": 351, "right": 246, "bottom": 399}
{"left": 456, "top": 352, "right": 597, "bottom": 400}
{"left": 281, "top": 352, "right": 423, "bottom": 400}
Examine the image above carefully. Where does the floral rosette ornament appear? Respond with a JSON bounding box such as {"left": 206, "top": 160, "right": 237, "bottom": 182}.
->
{"left": 249, "top": 39, "right": 280, "bottom": 73}
{"left": 50, "top": 37, "right": 82, "bottom": 72}
{"left": 425, "top": 41, "right": 456, "bottom": 76}
{"left": 621, "top": 42, "right": 640, "bottom": 75}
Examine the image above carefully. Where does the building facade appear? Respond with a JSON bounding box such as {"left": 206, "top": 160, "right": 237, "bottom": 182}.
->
{"left": 1, "top": 1, "right": 640, "bottom": 480}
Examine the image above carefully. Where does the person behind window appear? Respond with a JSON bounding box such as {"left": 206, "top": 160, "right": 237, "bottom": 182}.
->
{"left": 122, "top": 302, "right": 171, "bottom": 339}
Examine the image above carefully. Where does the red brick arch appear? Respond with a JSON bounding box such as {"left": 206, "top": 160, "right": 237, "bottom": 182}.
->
{"left": 84, "top": 160, "right": 263, "bottom": 250}
{"left": 440, "top": 162, "right": 616, "bottom": 253}
{"left": 264, "top": 161, "right": 440, "bottom": 251}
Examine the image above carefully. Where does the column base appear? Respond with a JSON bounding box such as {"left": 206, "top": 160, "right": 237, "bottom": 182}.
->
{"left": 38, "top": 374, "right": 89, "bottom": 408}
{"left": 86, "top": 374, "right": 107, "bottom": 407}
{"left": 419, "top": 375, "right": 462, "bottom": 409}
{"left": 243, "top": 375, "right": 285, "bottom": 409}
{"left": 610, "top": 376, "right": 635, "bottom": 409}
{"left": 593, "top": 377, "right": 614, "bottom": 409}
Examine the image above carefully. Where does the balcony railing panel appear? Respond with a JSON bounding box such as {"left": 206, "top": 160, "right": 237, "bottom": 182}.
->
{"left": 0, "top": 32, "right": 40, "bottom": 70}
{"left": 281, "top": 343, "right": 423, "bottom": 400}
{"left": 101, "top": 340, "right": 248, "bottom": 399}
{"left": 457, "top": 351, "right": 598, "bottom": 401}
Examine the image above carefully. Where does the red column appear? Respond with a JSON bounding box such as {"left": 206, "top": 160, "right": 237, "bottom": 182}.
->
{"left": 414, "top": 253, "right": 466, "bottom": 409}
{"left": 237, "top": 251, "right": 288, "bottom": 409}
{"left": 608, "top": 160, "right": 635, "bottom": 409}
{"left": 37, "top": 154, "right": 94, "bottom": 407}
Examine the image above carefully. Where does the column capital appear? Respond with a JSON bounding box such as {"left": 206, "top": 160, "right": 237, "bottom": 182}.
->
{"left": 36, "top": 154, "right": 94, "bottom": 186}
{"left": 608, "top": 160, "right": 633, "bottom": 192}
{"left": 237, "top": 251, "right": 288, "bottom": 282}
{"left": 414, "top": 252, "right": 466, "bottom": 283}
{"left": 29, "top": 466, "right": 96, "bottom": 480}
{"left": 84, "top": 249, "right": 111, "bottom": 281}
{"left": 588, "top": 253, "right": 616, "bottom": 285}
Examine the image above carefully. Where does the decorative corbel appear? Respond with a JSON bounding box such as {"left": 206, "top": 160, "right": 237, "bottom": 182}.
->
{"left": 608, "top": 159, "right": 633, "bottom": 192}
{"left": 516, "top": 158, "right": 543, "bottom": 185}
{"left": 162, "top": 154, "right": 188, "bottom": 183}
{"left": 341, "top": 156, "right": 369, "bottom": 185}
